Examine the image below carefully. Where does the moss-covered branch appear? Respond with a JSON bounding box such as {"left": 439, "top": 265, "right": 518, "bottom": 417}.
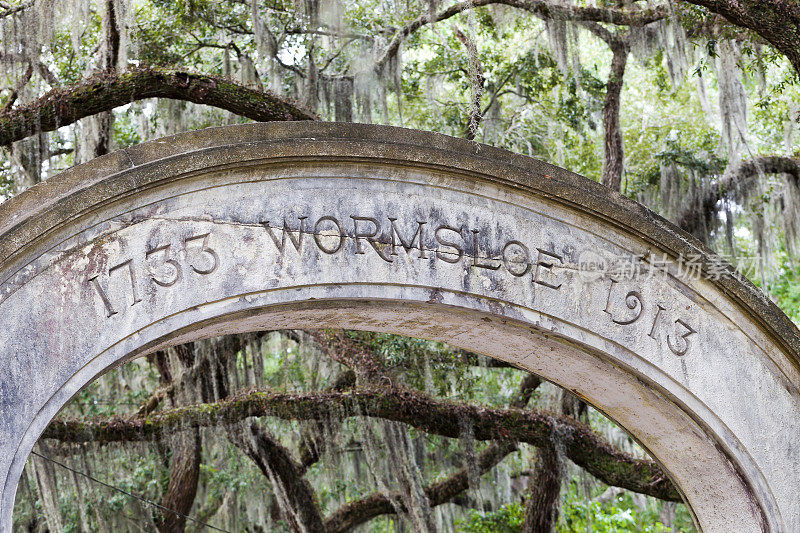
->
{"left": 375, "top": 0, "right": 667, "bottom": 71}
{"left": 45, "top": 388, "right": 680, "bottom": 501}
{"left": 0, "top": 67, "right": 316, "bottom": 146}
{"left": 325, "top": 441, "right": 517, "bottom": 532}
{"left": 325, "top": 371, "right": 536, "bottom": 531}
{"left": 305, "top": 330, "right": 393, "bottom": 385}
{"left": 0, "top": 0, "right": 35, "bottom": 19}
{"left": 233, "top": 423, "right": 326, "bottom": 532}
{"left": 137, "top": 333, "right": 268, "bottom": 416}
{"left": 676, "top": 155, "right": 800, "bottom": 236}
{"left": 682, "top": 0, "right": 800, "bottom": 76}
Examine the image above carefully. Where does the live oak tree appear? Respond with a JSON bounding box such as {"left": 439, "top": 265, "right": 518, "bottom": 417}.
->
{"left": 2, "top": 0, "right": 799, "bottom": 531}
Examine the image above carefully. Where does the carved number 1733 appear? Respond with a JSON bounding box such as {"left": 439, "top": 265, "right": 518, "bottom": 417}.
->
{"left": 88, "top": 233, "right": 218, "bottom": 318}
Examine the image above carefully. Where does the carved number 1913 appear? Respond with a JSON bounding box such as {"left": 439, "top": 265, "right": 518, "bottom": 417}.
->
{"left": 88, "top": 232, "right": 218, "bottom": 318}
{"left": 604, "top": 278, "right": 697, "bottom": 356}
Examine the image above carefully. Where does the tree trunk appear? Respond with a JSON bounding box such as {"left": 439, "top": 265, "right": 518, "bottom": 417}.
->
{"left": 93, "top": 0, "right": 122, "bottom": 159}
{"left": 153, "top": 342, "right": 203, "bottom": 533}
{"left": 521, "top": 388, "right": 567, "bottom": 533}
{"left": 156, "top": 429, "right": 202, "bottom": 533}
{"left": 521, "top": 443, "right": 562, "bottom": 533}
{"left": 102, "top": 0, "right": 120, "bottom": 71}
{"left": 601, "top": 40, "right": 629, "bottom": 192}
{"left": 333, "top": 76, "right": 354, "bottom": 122}
{"left": 31, "top": 442, "right": 64, "bottom": 532}
{"left": 9, "top": 132, "right": 46, "bottom": 192}
{"left": 90, "top": 111, "right": 114, "bottom": 159}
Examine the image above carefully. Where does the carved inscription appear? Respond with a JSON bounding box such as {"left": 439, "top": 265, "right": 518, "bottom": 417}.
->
{"left": 85, "top": 214, "right": 697, "bottom": 356}
{"left": 261, "top": 215, "right": 566, "bottom": 289}
{"left": 89, "top": 233, "right": 218, "bottom": 317}
{"left": 604, "top": 278, "right": 697, "bottom": 356}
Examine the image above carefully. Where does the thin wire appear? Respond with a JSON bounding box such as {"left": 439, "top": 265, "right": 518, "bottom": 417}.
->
{"left": 30, "top": 451, "right": 230, "bottom": 533}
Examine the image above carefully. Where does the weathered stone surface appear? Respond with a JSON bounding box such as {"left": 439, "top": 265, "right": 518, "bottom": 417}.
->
{"left": 0, "top": 122, "right": 799, "bottom": 532}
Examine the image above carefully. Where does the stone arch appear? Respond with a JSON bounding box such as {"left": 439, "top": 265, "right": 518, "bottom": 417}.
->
{"left": 1, "top": 123, "right": 798, "bottom": 532}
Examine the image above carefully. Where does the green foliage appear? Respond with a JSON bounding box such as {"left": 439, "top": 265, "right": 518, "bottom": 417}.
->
{"left": 561, "top": 493, "right": 660, "bottom": 532}
{"left": 0, "top": 159, "right": 13, "bottom": 200}
{"left": 621, "top": 54, "right": 725, "bottom": 200}
{"left": 457, "top": 501, "right": 525, "bottom": 532}
{"left": 653, "top": 136, "right": 725, "bottom": 175}
{"left": 560, "top": 483, "right": 697, "bottom": 533}
{"left": 47, "top": 13, "right": 102, "bottom": 85}
{"left": 456, "top": 483, "right": 697, "bottom": 533}
{"left": 769, "top": 250, "right": 800, "bottom": 324}
{"left": 112, "top": 107, "right": 143, "bottom": 149}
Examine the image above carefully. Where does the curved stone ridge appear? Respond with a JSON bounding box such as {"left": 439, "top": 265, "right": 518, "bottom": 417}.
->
{"left": 0, "top": 122, "right": 798, "bottom": 532}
